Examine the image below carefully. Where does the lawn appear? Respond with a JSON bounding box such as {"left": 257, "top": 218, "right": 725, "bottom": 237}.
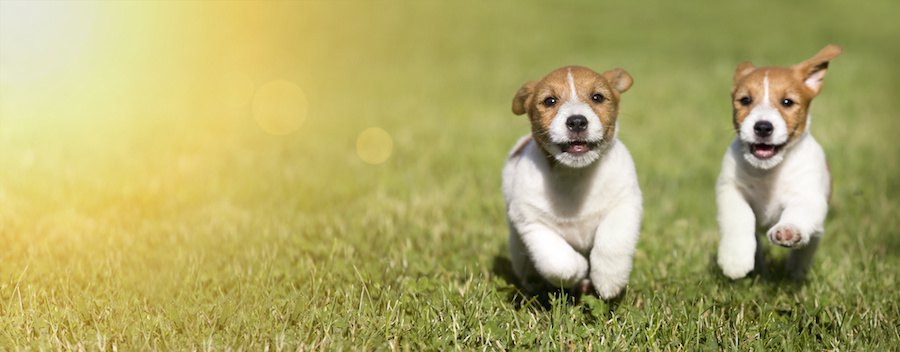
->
{"left": 1, "top": 0, "right": 898, "bottom": 349}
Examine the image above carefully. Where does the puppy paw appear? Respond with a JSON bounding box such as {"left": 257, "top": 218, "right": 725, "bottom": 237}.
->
{"left": 767, "top": 224, "right": 807, "bottom": 248}
{"left": 591, "top": 277, "right": 626, "bottom": 300}
{"left": 717, "top": 250, "right": 754, "bottom": 279}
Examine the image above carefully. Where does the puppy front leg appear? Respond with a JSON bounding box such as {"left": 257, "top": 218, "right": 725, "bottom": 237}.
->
{"left": 589, "top": 198, "right": 642, "bottom": 300}
{"left": 767, "top": 198, "right": 827, "bottom": 278}
{"left": 767, "top": 198, "right": 827, "bottom": 248}
{"left": 515, "top": 224, "right": 589, "bottom": 289}
{"left": 716, "top": 182, "right": 758, "bottom": 279}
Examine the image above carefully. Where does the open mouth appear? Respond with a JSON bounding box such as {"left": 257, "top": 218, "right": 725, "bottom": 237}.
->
{"left": 749, "top": 143, "right": 784, "bottom": 160}
{"left": 561, "top": 141, "right": 598, "bottom": 155}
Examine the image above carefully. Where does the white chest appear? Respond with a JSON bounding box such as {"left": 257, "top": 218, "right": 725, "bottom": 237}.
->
{"left": 503, "top": 141, "right": 635, "bottom": 254}
{"left": 729, "top": 136, "right": 830, "bottom": 228}
{"left": 737, "top": 176, "right": 785, "bottom": 227}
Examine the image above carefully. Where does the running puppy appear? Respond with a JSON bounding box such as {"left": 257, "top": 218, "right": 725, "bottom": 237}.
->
{"left": 717, "top": 45, "right": 841, "bottom": 279}
{"left": 503, "top": 66, "right": 642, "bottom": 299}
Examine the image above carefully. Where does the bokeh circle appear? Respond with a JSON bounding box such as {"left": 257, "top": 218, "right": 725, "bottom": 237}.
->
{"left": 356, "top": 128, "right": 394, "bottom": 164}
{"left": 251, "top": 80, "right": 308, "bottom": 135}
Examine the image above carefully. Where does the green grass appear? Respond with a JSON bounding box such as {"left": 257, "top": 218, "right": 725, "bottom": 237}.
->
{"left": 2, "top": 0, "right": 899, "bottom": 349}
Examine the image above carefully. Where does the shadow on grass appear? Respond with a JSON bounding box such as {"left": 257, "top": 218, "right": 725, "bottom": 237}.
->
{"left": 491, "top": 254, "right": 627, "bottom": 313}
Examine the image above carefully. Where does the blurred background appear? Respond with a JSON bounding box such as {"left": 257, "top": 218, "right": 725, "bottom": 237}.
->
{"left": 3, "top": 0, "right": 896, "bottom": 230}
{"left": 1, "top": 0, "right": 898, "bottom": 348}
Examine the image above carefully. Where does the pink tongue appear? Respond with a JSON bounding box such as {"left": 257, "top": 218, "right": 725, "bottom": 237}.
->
{"left": 567, "top": 143, "right": 589, "bottom": 154}
{"left": 753, "top": 144, "right": 776, "bottom": 159}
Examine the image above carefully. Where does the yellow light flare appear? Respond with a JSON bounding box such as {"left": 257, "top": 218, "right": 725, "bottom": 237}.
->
{"left": 356, "top": 128, "right": 394, "bottom": 164}
{"left": 251, "top": 80, "right": 308, "bottom": 135}
{"left": 218, "top": 71, "right": 255, "bottom": 109}
{"left": 0, "top": 0, "right": 97, "bottom": 84}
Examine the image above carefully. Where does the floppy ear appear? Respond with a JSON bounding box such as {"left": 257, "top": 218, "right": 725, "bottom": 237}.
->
{"left": 793, "top": 44, "right": 842, "bottom": 95}
{"left": 734, "top": 62, "right": 755, "bottom": 83}
{"left": 602, "top": 68, "right": 633, "bottom": 93}
{"left": 512, "top": 81, "right": 536, "bottom": 116}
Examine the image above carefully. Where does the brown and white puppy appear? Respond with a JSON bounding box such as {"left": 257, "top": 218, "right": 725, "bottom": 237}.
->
{"left": 717, "top": 45, "right": 841, "bottom": 279}
{"left": 503, "top": 66, "right": 642, "bottom": 299}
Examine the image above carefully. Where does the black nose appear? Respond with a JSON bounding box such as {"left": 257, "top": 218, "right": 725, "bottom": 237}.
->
{"left": 565, "top": 115, "right": 588, "bottom": 132}
{"left": 753, "top": 121, "right": 774, "bottom": 137}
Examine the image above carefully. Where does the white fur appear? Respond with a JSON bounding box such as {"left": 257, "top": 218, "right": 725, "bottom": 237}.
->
{"left": 716, "top": 131, "right": 830, "bottom": 279}
{"left": 503, "top": 136, "right": 642, "bottom": 299}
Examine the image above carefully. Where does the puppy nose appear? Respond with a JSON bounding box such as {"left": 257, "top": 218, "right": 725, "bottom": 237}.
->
{"left": 565, "top": 115, "right": 588, "bottom": 132}
{"left": 753, "top": 121, "right": 774, "bottom": 137}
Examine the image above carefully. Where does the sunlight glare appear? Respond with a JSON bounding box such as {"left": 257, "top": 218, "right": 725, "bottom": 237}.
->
{"left": 218, "top": 71, "right": 255, "bottom": 108}
{"left": 0, "top": 0, "right": 96, "bottom": 83}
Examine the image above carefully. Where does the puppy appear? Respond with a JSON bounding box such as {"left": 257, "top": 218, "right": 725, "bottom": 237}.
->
{"left": 503, "top": 66, "right": 642, "bottom": 299}
{"left": 717, "top": 45, "right": 841, "bottom": 280}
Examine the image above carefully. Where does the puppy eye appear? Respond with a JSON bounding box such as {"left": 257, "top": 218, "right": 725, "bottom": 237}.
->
{"left": 542, "top": 96, "right": 558, "bottom": 107}
{"left": 781, "top": 98, "right": 795, "bottom": 107}
{"left": 591, "top": 93, "right": 605, "bottom": 103}
{"left": 738, "top": 96, "right": 752, "bottom": 106}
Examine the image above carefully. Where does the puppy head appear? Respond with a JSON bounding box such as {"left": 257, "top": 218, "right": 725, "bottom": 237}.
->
{"left": 512, "top": 66, "right": 633, "bottom": 168}
{"left": 731, "top": 44, "right": 841, "bottom": 169}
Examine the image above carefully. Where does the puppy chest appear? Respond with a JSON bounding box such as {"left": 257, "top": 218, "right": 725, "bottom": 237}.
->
{"left": 513, "top": 203, "right": 604, "bottom": 254}
{"left": 738, "top": 180, "right": 785, "bottom": 227}
{"left": 553, "top": 216, "right": 602, "bottom": 253}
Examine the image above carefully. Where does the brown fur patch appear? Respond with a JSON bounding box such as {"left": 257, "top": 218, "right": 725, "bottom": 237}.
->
{"left": 731, "top": 67, "right": 813, "bottom": 140}
{"left": 730, "top": 45, "right": 842, "bottom": 144}
{"left": 511, "top": 66, "right": 631, "bottom": 155}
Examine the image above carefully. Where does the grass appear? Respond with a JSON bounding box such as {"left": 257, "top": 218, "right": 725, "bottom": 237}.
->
{"left": 1, "top": 0, "right": 899, "bottom": 349}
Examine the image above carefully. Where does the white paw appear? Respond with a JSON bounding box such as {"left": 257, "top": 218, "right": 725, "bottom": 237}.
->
{"left": 718, "top": 250, "right": 754, "bottom": 279}
{"left": 767, "top": 223, "right": 807, "bottom": 248}
{"left": 590, "top": 276, "right": 626, "bottom": 300}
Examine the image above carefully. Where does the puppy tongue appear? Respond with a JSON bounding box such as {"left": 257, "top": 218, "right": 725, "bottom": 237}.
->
{"left": 566, "top": 142, "right": 589, "bottom": 154}
{"left": 752, "top": 144, "right": 776, "bottom": 159}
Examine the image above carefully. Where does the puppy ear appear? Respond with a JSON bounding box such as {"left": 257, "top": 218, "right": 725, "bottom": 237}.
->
{"left": 602, "top": 68, "right": 633, "bottom": 93}
{"left": 734, "top": 62, "right": 755, "bottom": 83}
{"left": 793, "top": 44, "right": 842, "bottom": 95}
{"left": 512, "top": 81, "right": 536, "bottom": 116}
